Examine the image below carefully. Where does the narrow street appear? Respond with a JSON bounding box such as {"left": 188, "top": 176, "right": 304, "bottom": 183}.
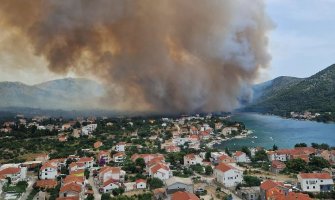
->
{"left": 88, "top": 171, "right": 101, "bottom": 200}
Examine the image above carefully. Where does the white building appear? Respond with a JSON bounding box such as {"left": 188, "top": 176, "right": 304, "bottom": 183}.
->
{"left": 39, "top": 162, "right": 58, "bottom": 180}
{"left": 77, "top": 157, "right": 94, "bottom": 168}
{"left": 183, "top": 154, "right": 203, "bottom": 167}
{"left": 136, "top": 179, "right": 147, "bottom": 189}
{"left": 81, "top": 124, "right": 97, "bottom": 135}
{"left": 101, "top": 179, "right": 121, "bottom": 193}
{"left": 149, "top": 163, "right": 172, "bottom": 181}
{"left": 298, "top": 173, "right": 334, "bottom": 192}
{"left": 0, "top": 165, "right": 27, "bottom": 184}
{"left": 214, "top": 163, "right": 243, "bottom": 187}
{"left": 99, "top": 166, "right": 125, "bottom": 183}
{"left": 115, "top": 142, "right": 126, "bottom": 152}
{"left": 113, "top": 152, "right": 126, "bottom": 163}
{"left": 233, "top": 151, "right": 249, "bottom": 163}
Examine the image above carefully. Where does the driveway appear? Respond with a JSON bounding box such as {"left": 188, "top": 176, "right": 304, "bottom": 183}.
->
{"left": 88, "top": 171, "right": 101, "bottom": 200}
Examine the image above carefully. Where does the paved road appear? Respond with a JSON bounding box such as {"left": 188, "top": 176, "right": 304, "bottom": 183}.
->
{"left": 88, "top": 172, "right": 101, "bottom": 200}
{"left": 20, "top": 176, "right": 37, "bottom": 200}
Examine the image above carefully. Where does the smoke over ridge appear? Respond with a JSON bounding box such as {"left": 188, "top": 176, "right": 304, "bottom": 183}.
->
{"left": 0, "top": 0, "right": 272, "bottom": 113}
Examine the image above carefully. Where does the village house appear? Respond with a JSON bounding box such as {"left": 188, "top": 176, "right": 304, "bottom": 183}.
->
{"left": 260, "top": 180, "right": 289, "bottom": 200}
{"left": 165, "top": 145, "right": 181, "bottom": 153}
{"left": 183, "top": 154, "right": 203, "bottom": 167}
{"left": 214, "top": 163, "right": 243, "bottom": 187}
{"left": 58, "top": 182, "right": 84, "bottom": 199}
{"left": 233, "top": 151, "right": 249, "bottom": 163}
{"left": 237, "top": 187, "right": 260, "bottom": 200}
{"left": 298, "top": 173, "right": 334, "bottom": 192}
{"left": 217, "top": 154, "right": 236, "bottom": 164}
{"left": 39, "top": 162, "right": 58, "bottom": 180}
{"left": 0, "top": 165, "right": 27, "bottom": 184}
{"left": 270, "top": 160, "right": 286, "bottom": 174}
{"left": 148, "top": 162, "right": 172, "bottom": 180}
{"left": 98, "top": 166, "right": 125, "bottom": 183}
{"left": 97, "top": 150, "right": 111, "bottom": 165}
{"left": 94, "top": 141, "right": 103, "bottom": 149}
{"left": 36, "top": 179, "right": 58, "bottom": 189}
{"left": 81, "top": 124, "right": 97, "bottom": 135}
{"left": 171, "top": 191, "right": 199, "bottom": 200}
{"left": 135, "top": 179, "right": 147, "bottom": 189}
{"left": 63, "top": 175, "right": 85, "bottom": 187}
{"left": 101, "top": 179, "right": 121, "bottom": 193}
{"left": 115, "top": 142, "right": 126, "bottom": 152}
{"left": 77, "top": 157, "right": 94, "bottom": 168}
{"left": 165, "top": 177, "right": 193, "bottom": 194}
{"left": 113, "top": 152, "right": 126, "bottom": 163}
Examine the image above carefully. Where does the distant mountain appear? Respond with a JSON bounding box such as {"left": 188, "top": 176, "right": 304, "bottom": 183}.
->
{"left": 252, "top": 76, "right": 305, "bottom": 102}
{"left": 0, "top": 78, "right": 105, "bottom": 110}
{"left": 247, "top": 64, "right": 335, "bottom": 115}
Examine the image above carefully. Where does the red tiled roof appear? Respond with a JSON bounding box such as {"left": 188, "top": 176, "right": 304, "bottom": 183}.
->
{"left": 150, "top": 163, "right": 169, "bottom": 174}
{"left": 299, "top": 173, "right": 332, "bottom": 179}
{"left": 60, "top": 182, "right": 82, "bottom": 193}
{"left": 260, "top": 180, "right": 282, "bottom": 190}
{"left": 271, "top": 160, "right": 286, "bottom": 169}
{"left": 235, "top": 151, "right": 245, "bottom": 157}
{"left": 172, "top": 191, "right": 199, "bottom": 200}
{"left": 40, "top": 162, "right": 57, "bottom": 170}
{"left": 136, "top": 179, "right": 146, "bottom": 184}
{"left": 63, "top": 175, "right": 84, "bottom": 185}
{"left": 113, "top": 152, "right": 125, "bottom": 157}
{"left": 285, "top": 192, "right": 311, "bottom": 200}
{"left": 0, "top": 167, "right": 20, "bottom": 175}
{"left": 103, "top": 178, "right": 119, "bottom": 187}
{"left": 77, "top": 157, "right": 93, "bottom": 163}
{"left": 215, "top": 163, "right": 235, "bottom": 173}
{"left": 185, "top": 154, "right": 196, "bottom": 159}
{"left": 36, "top": 179, "right": 57, "bottom": 189}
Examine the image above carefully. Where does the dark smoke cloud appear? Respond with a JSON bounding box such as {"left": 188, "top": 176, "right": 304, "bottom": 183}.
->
{"left": 0, "top": 0, "right": 272, "bottom": 113}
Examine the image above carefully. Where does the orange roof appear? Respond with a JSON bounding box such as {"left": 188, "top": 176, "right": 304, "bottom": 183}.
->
{"left": 215, "top": 163, "right": 235, "bottom": 173}
{"left": 0, "top": 167, "right": 20, "bottom": 175}
{"left": 271, "top": 160, "right": 286, "bottom": 169}
{"left": 172, "top": 191, "right": 199, "bottom": 200}
{"left": 285, "top": 192, "right": 311, "bottom": 200}
{"left": 299, "top": 173, "right": 332, "bottom": 179}
{"left": 103, "top": 178, "right": 119, "bottom": 187}
{"left": 260, "top": 180, "right": 282, "bottom": 190}
{"left": 70, "top": 169, "right": 85, "bottom": 175}
{"left": 63, "top": 175, "right": 84, "bottom": 185}
{"left": 235, "top": 151, "right": 245, "bottom": 157}
{"left": 77, "top": 157, "right": 93, "bottom": 163}
{"left": 60, "top": 182, "right": 82, "bottom": 193}
{"left": 136, "top": 179, "right": 146, "bottom": 184}
{"left": 150, "top": 163, "right": 169, "bottom": 174}
{"left": 99, "top": 166, "right": 121, "bottom": 176}
{"left": 40, "top": 162, "right": 57, "bottom": 170}
{"left": 218, "top": 154, "right": 235, "bottom": 162}
{"left": 36, "top": 179, "right": 57, "bottom": 188}
{"left": 185, "top": 154, "right": 196, "bottom": 159}
{"left": 94, "top": 141, "right": 103, "bottom": 148}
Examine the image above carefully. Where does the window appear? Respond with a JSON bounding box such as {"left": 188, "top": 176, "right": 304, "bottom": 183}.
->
{"left": 313, "top": 186, "right": 315, "bottom": 189}
{"left": 45, "top": 173, "right": 47, "bottom": 175}
{"left": 307, "top": 186, "right": 309, "bottom": 189}
{"left": 321, "top": 180, "right": 323, "bottom": 182}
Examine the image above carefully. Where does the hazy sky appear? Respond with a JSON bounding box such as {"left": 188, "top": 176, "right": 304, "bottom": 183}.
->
{"left": 0, "top": 0, "right": 334, "bottom": 85}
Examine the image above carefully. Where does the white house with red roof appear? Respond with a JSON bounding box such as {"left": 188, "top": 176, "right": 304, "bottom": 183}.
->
{"left": 233, "top": 151, "right": 248, "bottom": 163}
{"left": 214, "top": 163, "right": 243, "bottom": 187}
{"left": 0, "top": 165, "right": 27, "bottom": 183}
{"left": 68, "top": 162, "right": 85, "bottom": 174}
{"left": 58, "top": 182, "right": 84, "bottom": 199}
{"left": 113, "top": 152, "right": 126, "bottom": 163}
{"left": 98, "top": 166, "right": 125, "bottom": 183}
{"left": 149, "top": 163, "right": 172, "bottom": 180}
{"left": 183, "top": 154, "right": 203, "bottom": 167}
{"left": 97, "top": 150, "right": 111, "bottom": 165}
{"left": 101, "top": 178, "right": 121, "bottom": 193}
{"left": 77, "top": 157, "right": 94, "bottom": 168}
{"left": 39, "top": 162, "right": 58, "bottom": 180}
{"left": 298, "top": 173, "right": 334, "bottom": 192}
{"left": 135, "top": 179, "right": 147, "bottom": 189}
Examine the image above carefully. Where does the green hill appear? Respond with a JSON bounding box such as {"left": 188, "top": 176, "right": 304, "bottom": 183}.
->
{"left": 247, "top": 64, "right": 335, "bottom": 116}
